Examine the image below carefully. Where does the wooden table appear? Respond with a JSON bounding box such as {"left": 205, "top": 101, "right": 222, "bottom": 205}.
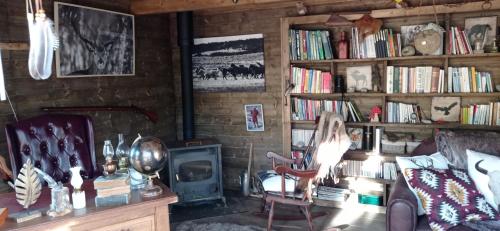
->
{"left": 0, "top": 180, "right": 178, "bottom": 231}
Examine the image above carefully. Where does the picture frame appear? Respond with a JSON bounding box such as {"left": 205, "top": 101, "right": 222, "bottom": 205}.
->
{"left": 192, "top": 34, "right": 265, "bottom": 92}
{"left": 346, "top": 65, "right": 372, "bottom": 91}
{"left": 431, "top": 97, "right": 461, "bottom": 122}
{"left": 465, "top": 16, "right": 497, "bottom": 51}
{"left": 245, "top": 104, "right": 264, "bottom": 132}
{"left": 55, "top": 2, "right": 135, "bottom": 77}
{"left": 347, "top": 128, "right": 363, "bottom": 150}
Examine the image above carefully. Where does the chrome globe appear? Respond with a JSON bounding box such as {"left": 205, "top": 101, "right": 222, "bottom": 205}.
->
{"left": 129, "top": 135, "right": 168, "bottom": 175}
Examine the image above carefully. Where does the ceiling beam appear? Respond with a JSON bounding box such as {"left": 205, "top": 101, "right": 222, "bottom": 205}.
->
{"left": 130, "top": 0, "right": 356, "bottom": 15}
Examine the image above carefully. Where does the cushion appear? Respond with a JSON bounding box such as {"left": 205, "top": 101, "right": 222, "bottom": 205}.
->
{"left": 406, "top": 168, "right": 500, "bottom": 231}
{"left": 257, "top": 170, "right": 297, "bottom": 193}
{"left": 396, "top": 152, "right": 450, "bottom": 215}
{"left": 435, "top": 130, "right": 500, "bottom": 170}
{"left": 467, "top": 149, "right": 500, "bottom": 211}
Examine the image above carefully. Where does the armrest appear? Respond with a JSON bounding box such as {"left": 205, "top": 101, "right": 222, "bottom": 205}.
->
{"left": 274, "top": 165, "right": 317, "bottom": 179}
{"left": 387, "top": 175, "right": 418, "bottom": 231}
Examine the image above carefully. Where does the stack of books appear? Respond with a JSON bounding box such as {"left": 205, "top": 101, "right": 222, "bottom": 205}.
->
{"left": 290, "top": 66, "right": 332, "bottom": 93}
{"left": 291, "top": 98, "right": 364, "bottom": 122}
{"left": 291, "top": 129, "right": 315, "bottom": 148}
{"left": 350, "top": 28, "right": 402, "bottom": 59}
{"left": 94, "top": 173, "right": 131, "bottom": 207}
{"left": 288, "top": 29, "right": 334, "bottom": 60}
{"left": 386, "top": 101, "right": 422, "bottom": 123}
{"left": 341, "top": 160, "right": 397, "bottom": 180}
{"left": 461, "top": 102, "right": 500, "bottom": 125}
{"left": 449, "top": 27, "right": 472, "bottom": 55}
{"left": 448, "top": 67, "right": 494, "bottom": 93}
{"left": 386, "top": 66, "right": 445, "bottom": 94}
{"left": 316, "top": 186, "right": 350, "bottom": 202}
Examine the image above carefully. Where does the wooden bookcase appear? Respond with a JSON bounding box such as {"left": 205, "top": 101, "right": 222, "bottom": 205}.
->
{"left": 280, "top": 1, "right": 500, "bottom": 210}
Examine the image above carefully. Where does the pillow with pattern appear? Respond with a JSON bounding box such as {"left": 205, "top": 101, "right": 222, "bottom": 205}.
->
{"left": 406, "top": 168, "right": 499, "bottom": 231}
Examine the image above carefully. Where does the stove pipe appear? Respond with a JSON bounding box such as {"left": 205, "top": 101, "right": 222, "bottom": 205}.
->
{"left": 177, "top": 12, "right": 194, "bottom": 140}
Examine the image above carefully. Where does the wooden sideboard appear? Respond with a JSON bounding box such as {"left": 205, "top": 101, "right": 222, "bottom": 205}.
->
{"left": 0, "top": 180, "right": 178, "bottom": 231}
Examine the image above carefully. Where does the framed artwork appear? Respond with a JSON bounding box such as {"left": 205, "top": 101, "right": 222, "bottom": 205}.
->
{"left": 245, "top": 104, "right": 264, "bottom": 132}
{"left": 192, "top": 34, "right": 265, "bottom": 92}
{"left": 401, "top": 24, "right": 425, "bottom": 47}
{"left": 347, "top": 128, "right": 363, "bottom": 150}
{"left": 346, "top": 65, "right": 372, "bottom": 91}
{"left": 431, "top": 97, "right": 461, "bottom": 122}
{"left": 55, "top": 2, "right": 135, "bottom": 77}
{"left": 465, "top": 16, "right": 497, "bottom": 50}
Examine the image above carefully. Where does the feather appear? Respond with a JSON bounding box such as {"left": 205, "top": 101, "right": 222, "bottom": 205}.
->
{"left": 14, "top": 160, "right": 42, "bottom": 209}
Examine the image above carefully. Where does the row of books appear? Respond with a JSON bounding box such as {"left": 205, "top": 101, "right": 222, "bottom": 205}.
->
{"left": 341, "top": 160, "right": 397, "bottom": 180}
{"left": 290, "top": 66, "right": 333, "bottom": 93}
{"left": 316, "top": 186, "right": 351, "bottom": 202}
{"left": 386, "top": 102, "right": 423, "bottom": 123}
{"left": 288, "top": 29, "right": 334, "bottom": 60}
{"left": 291, "top": 150, "right": 312, "bottom": 170}
{"left": 461, "top": 102, "right": 500, "bottom": 125}
{"left": 449, "top": 26, "right": 472, "bottom": 55}
{"left": 448, "top": 67, "right": 494, "bottom": 93}
{"left": 386, "top": 66, "right": 445, "bottom": 94}
{"left": 291, "top": 129, "right": 315, "bottom": 148}
{"left": 291, "top": 98, "right": 365, "bottom": 122}
{"left": 350, "top": 28, "right": 402, "bottom": 59}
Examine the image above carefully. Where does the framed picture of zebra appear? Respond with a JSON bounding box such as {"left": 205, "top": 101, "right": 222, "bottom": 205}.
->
{"left": 55, "top": 2, "right": 135, "bottom": 77}
{"left": 192, "top": 34, "right": 265, "bottom": 92}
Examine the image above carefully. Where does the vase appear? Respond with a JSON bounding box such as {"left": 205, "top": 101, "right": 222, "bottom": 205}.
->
{"left": 70, "top": 166, "right": 83, "bottom": 190}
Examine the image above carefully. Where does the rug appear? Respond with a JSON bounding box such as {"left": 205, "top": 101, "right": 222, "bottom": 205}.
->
{"left": 175, "top": 221, "right": 267, "bottom": 231}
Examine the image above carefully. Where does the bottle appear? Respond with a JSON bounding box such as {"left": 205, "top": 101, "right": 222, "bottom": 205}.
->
{"left": 115, "top": 133, "right": 130, "bottom": 171}
{"left": 70, "top": 167, "right": 86, "bottom": 209}
{"left": 337, "top": 31, "right": 349, "bottom": 59}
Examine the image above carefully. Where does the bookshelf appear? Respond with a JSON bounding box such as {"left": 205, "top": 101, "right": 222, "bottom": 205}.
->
{"left": 281, "top": 1, "right": 500, "bottom": 209}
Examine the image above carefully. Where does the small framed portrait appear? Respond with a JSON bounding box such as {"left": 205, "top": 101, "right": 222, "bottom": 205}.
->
{"left": 465, "top": 16, "right": 497, "bottom": 50}
{"left": 431, "top": 97, "right": 461, "bottom": 122}
{"left": 245, "top": 104, "right": 264, "bottom": 131}
{"left": 346, "top": 65, "right": 372, "bottom": 91}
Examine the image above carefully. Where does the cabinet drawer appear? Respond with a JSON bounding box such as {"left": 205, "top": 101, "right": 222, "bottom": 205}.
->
{"left": 76, "top": 215, "right": 155, "bottom": 231}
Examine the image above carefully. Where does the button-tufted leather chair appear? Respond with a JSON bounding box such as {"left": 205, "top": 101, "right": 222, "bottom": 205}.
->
{"left": 5, "top": 114, "right": 98, "bottom": 184}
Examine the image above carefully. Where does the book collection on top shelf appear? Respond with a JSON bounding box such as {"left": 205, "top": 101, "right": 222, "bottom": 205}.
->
{"left": 282, "top": 3, "right": 500, "bottom": 207}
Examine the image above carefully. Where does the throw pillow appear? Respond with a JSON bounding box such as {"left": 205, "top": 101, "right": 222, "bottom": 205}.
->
{"left": 467, "top": 149, "right": 500, "bottom": 211}
{"left": 406, "top": 168, "right": 499, "bottom": 231}
{"left": 396, "top": 152, "right": 450, "bottom": 215}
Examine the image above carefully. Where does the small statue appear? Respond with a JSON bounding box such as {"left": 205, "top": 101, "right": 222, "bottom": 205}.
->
{"left": 8, "top": 160, "right": 42, "bottom": 223}
{"left": 369, "top": 106, "right": 382, "bottom": 122}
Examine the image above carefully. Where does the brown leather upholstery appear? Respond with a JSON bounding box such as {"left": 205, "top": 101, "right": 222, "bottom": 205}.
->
{"left": 5, "top": 114, "right": 98, "bottom": 183}
{"left": 386, "top": 130, "right": 497, "bottom": 231}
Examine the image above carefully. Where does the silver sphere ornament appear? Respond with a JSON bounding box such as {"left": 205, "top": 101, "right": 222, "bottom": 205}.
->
{"left": 129, "top": 134, "right": 168, "bottom": 197}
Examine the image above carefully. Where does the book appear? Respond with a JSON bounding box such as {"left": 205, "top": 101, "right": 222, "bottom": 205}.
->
{"left": 290, "top": 66, "right": 332, "bottom": 93}
{"left": 95, "top": 193, "right": 130, "bottom": 207}
{"left": 386, "top": 66, "right": 443, "bottom": 94}
{"left": 96, "top": 185, "right": 131, "bottom": 197}
{"left": 289, "top": 29, "right": 333, "bottom": 60}
{"left": 449, "top": 67, "right": 493, "bottom": 93}
{"left": 93, "top": 173, "right": 130, "bottom": 189}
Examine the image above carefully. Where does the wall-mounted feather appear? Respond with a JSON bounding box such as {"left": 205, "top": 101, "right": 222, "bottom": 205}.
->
{"left": 14, "top": 160, "right": 42, "bottom": 209}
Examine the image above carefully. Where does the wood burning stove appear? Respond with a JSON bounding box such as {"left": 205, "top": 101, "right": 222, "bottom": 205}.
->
{"left": 164, "top": 141, "right": 225, "bottom": 205}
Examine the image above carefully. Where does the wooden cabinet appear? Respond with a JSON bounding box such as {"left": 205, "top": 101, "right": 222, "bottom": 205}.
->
{"left": 90, "top": 215, "right": 155, "bottom": 231}
{"left": 280, "top": 1, "right": 500, "bottom": 210}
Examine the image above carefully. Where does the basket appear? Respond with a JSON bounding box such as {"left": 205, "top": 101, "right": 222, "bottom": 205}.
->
{"left": 406, "top": 141, "right": 422, "bottom": 154}
{"left": 382, "top": 139, "right": 406, "bottom": 154}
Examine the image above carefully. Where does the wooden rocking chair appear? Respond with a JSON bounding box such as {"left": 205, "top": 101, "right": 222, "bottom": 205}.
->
{"left": 263, "top": 151, "right": 318, "bottom": 231}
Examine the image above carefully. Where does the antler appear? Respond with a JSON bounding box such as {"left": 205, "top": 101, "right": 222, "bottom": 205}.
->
{"left": 475, "top": 160, "right": 488, "bottom": 175}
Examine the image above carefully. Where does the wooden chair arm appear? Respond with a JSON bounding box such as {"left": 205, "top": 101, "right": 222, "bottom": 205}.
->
{"left": 274, "top": 165, "right": 318, "bottom": 179}
{"left": 266, "top": 152, "right": 301, "bottom": 168}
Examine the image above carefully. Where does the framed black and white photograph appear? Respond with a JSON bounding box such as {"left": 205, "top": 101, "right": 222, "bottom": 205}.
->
{"left": 192, "top": 34, "right": 265, "bottom": 92}
{"left": 245, "top": 104, "right": 264, "bottom": 132}
{"left": 55, "top": 2, "right": 134, "bottom": 77}
{"left": 346, "top": 65, "right": 372, "bottom": 91}
{"left": 431, "top": 97, "right": 461, "bottom": 122}
{"left": 465, "top": 16, "right": 497, "bottom": 51}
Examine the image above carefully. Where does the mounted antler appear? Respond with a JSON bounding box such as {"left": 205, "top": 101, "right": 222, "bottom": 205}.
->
{"left": 475, "top": 160, "right": 488, "bottom": 175}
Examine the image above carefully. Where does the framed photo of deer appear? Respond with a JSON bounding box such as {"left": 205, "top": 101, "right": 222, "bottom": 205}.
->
{"left": 346, "top": 65, "right": 372, "bottom": 92}
{"left": 192, "top": 34, "right": 265, "bottom": 92}
{"left": 54, "top": 2, "right": 135, "bottom": 77}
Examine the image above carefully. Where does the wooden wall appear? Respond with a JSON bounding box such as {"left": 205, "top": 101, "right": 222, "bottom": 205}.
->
{"left": 169, "top": 0, "right": 481, "bottom": 190}
{"left": 0, "top": 0, "right": 175, "bottom": 190}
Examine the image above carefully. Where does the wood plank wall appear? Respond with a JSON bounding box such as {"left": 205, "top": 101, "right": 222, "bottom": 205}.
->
{"left": 169, "top": 0, "right": 481, "bottom": 190}
{"left": 0, "top": 0, "right": 176, "bottom": 190}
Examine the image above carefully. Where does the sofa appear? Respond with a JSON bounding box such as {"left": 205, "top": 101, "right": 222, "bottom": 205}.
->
{"left": 386, "top": 130, "right": 500, "bottom": 231}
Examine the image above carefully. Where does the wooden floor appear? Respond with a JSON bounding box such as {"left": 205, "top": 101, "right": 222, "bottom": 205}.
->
{"left": 171, "top": 192, "right": 386, "bottom": 231}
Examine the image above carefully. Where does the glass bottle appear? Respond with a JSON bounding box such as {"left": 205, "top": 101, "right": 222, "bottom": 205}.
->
{"left": 115, "top": 133, "right": 130, "bottom": 171}
{"left": 103, "top": 140, "right": 115, "bottom": 161}
{"left": 337, "top": 31, "right": 349, "bottom": 59}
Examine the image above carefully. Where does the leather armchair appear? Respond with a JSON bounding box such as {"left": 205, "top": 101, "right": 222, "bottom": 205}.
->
{"left": 5, "top": 114, "right": 98, "bottom": 183}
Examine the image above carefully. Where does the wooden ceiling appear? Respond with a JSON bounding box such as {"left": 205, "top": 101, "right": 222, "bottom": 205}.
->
{"left": 130, "top": 0, "right": 364, "bottom": 15}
